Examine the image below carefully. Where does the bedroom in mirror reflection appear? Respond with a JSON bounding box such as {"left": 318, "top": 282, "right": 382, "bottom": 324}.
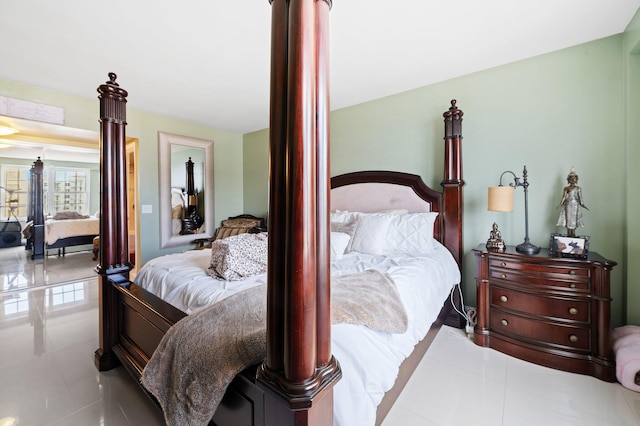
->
{"left": 158, "top": 131, "right": 214, "bottom": 248}
{"left": 170, "top": 146, "right": 205, "bottom": 236}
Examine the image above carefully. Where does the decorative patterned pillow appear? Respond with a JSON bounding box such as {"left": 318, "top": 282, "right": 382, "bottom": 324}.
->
{"left": 53, "top": 211, "right": 89, "bottom": 220}
{"left": 349, "top": 213, "right": 394, "bottom": 255}
{"left": 214, "top": 216, "right": 265, "bottom": 241}
{"left": 383, "top": 212, "right": 439, "bottom": 255}
{"left": 221, "top": 217, "right": 262, "bottom": 228}
{"left": 208, "top": 233, "right": 268, "bottom": 281}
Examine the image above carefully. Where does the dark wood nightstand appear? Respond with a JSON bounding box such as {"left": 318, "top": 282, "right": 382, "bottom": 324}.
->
{"left": 472, "top": 245, "right": 617, "bottom": 382}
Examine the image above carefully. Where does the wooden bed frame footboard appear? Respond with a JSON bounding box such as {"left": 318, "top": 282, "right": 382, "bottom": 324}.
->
{"left": 98, "top": 276, "right": 458, "bottom": 426}
{"left": 94, "top": 2, "right": 465, "bottom": 425}
{"left": 46, "top": 234, "right": 97, "bottom": 256}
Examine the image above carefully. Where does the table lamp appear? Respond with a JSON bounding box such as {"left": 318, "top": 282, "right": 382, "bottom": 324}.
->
{"left": 487, "top": 165, "right": 540, "bottom": 254}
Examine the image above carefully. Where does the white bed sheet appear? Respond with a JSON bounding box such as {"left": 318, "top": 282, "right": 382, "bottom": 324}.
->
{"left": 134, "top": 241, "right": 460, "bottom": 425}
{"left": 44, "top": 216, "right": 99, "bottom": 244}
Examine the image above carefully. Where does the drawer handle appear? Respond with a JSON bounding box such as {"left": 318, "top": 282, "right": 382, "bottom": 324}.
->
{"left": 501, "top": 319, "right": 508, "bottom": 326}
{"left": 569, "top": 283, "right": 576, "bottom": 289}
{"left": 500, "top": 273, "right": 507, "bottom": 279}
{"left": 569, "top": 270, "right": 576, "bottom": 275}
{"left": 500, "top": 295, "right": 508, "bottom": 303}
{"left": 569, "top": 307, "right": 578, "bottom": 315}
{"left": 569, "top": 335, "right": 578, "bottom": 343}
{"left": 500, "top": 261, "right": 507, "bottom": 267}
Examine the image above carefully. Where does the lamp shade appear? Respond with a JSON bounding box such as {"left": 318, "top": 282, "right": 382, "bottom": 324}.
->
{"left": 488, "top": 186, "right": 515, "bottom": 212}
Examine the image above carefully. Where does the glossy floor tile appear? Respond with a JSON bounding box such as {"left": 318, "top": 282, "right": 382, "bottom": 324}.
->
{"left": 1, "top": 276, "right": 638, "bottom": 425}
{"left": 384, "top": 326, "right": 640, "bottom": 426}
{"left": 0, "top": 278, "right": 164, "bottom": 426}
{"left": 0, "top": 244, "right": 98, "bottom": 293}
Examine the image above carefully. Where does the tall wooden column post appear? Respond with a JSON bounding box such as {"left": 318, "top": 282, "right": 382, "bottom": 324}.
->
{"left": 441, "top": 99, "right": 465, "bottom": 327}
{"left": 258, "top": 1, "right": 341, "bottom": 425}
{"left": 441, "top": 99, "right": 464, "bottom": 265}
{"left": 30, "top": 157, "right": 45, "bottom": 259}
{"left": 94, "top": 72, "right": 131, "bottom": 371}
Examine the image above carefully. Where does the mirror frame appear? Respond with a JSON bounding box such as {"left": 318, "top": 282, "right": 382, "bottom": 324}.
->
{"left": 158, "top": 131, "right": 214, "bottom": 248}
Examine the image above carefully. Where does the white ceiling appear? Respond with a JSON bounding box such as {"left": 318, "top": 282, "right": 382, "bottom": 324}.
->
{"left": 1, "top": 0, "right": 639, "bottom": 136}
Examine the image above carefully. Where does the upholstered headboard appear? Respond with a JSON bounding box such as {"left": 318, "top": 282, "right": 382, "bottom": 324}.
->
{"left": 331, "top": 182, "right": 432, "bottom": 213}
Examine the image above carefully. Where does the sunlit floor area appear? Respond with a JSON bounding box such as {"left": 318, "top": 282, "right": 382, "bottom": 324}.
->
{"left": 384, "top": 328, "right": 640, "bottom": 425}
{"left": 0, "top": 277, "right": 639, "bottom": 425}
{"left": 0, "top": 244, "right": 97, "bottom": 293}
{"left": 0, "top": 278, "right": 164, "bottom": 425}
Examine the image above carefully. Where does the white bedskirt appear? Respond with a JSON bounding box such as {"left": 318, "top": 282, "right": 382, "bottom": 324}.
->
{"left": 45, "top": 216, "right": 99, "bottom": 244}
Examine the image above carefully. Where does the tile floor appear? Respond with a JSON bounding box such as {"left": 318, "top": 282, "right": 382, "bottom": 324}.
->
{"left": 384, "top": 327, "right": 640, "bottom": 425}
{"left": 0, "top": 278, "right": 164, "bottom": 425}
{"left": 0, "top": 258, "right": 638, "bottom": 425}
{"left": 0, "top": 244, "right": 98, "bottom": 292}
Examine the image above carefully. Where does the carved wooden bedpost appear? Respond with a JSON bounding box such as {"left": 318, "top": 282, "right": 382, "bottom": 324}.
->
{"left": 442, "top": 99, "right": 464, "bottom": 266}
{"left": 94, "top": 72, "right": 131, "bottom": 371}
{"left": 30, "top": 157, "right": 45, "bottom": 259}
{"left": 258, "top": 1, "right": 341, "bottom": 424}
{"left": 442, "top": 99, "right": 465, "bottom": 327}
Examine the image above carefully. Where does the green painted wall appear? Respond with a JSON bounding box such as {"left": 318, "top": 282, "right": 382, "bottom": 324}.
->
{"left": 243, "top": 129, "right": 269, "bottom": 219}
{"left": 0, "top": 78, "right": 244, "bottom": 265}
{"left": 243, "top": 35, "right": 630, "bottom": 327}
{"left": 624, "top": 9, "right": 640, "bottom": 325}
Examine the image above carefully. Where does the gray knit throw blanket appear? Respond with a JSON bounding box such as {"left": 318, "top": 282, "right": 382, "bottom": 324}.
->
{"left": 141, "top": 269, "right": 407, "bottom": 426}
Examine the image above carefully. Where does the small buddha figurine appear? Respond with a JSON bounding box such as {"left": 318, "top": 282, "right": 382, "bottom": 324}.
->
{"left": 486, "top": 222, "right": 505, "bottom": 252}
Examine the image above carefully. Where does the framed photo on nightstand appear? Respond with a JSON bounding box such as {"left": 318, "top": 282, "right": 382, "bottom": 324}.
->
{"left": 549, "top": 233, "right": 589, "bottom": 259}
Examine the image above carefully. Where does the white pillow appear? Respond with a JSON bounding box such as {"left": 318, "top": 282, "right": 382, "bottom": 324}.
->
{"left": 330, "top": 210, "right": 356, "bottom": 224}
{"left": 349, "top": 213, "right": 394, "bottom": 255}
{"left": 383, "top": 212, "right": 438, "bottom": 255}
{"left": 375, "top": 208, "right": 409, "bottom": 215}
{"left": 330, "top": 209, "right": 407, "bottom": 223}
{"left": 330, "top": 232, "right": 351, "bottom": 260}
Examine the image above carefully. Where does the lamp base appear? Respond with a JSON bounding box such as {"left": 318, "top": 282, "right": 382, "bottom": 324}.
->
{"left": 516, "top": 240, "right": 541, "bottom": 255}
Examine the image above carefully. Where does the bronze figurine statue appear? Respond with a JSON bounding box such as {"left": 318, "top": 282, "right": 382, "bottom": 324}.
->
{"left": 486, "top": 222, "right": 505, "bottom": 252}
{"left": 556, "top": 167, "right": 588, "bottom": 237}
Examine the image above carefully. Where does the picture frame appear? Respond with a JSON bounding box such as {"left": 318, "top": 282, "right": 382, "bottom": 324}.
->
{"left": 549, "top": 233, "right": 589, "bottom": 259}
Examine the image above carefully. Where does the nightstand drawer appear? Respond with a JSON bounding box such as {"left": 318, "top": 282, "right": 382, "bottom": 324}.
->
{"left": 490, "top": 287, "right": 590, "bottom": 322}
{"left": 489, "top": 267, "right": 590, "bottom": 291}
{"left": 490, "top": 310, "right": 591, "bottom": 351}
{"left": 489, "top": 258, "right": 590, "bottom": 278}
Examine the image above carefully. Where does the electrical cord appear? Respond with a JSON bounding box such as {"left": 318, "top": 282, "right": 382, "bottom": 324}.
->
{"left": 449, "top": 282, "right": 477, "bottom": 338}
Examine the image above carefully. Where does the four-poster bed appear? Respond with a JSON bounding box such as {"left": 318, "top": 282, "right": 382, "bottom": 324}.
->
{"left": 94, "top": 2, "right": 466, "bottom": 425}
{"left": 24, "top": 157, "right": 99, "bottom": 258}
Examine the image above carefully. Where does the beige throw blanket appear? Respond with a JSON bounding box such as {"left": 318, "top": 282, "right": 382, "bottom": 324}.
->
{"left": 141, "top": 269, "right": 407, "bottom": 426}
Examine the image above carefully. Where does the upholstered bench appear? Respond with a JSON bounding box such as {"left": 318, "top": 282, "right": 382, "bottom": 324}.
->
{"left": 193, "top": 214, "right": 265, "bottom": 250}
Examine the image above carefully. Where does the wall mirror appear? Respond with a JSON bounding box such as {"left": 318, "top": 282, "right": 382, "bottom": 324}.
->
{"left": 158, "top": 131, "right": 214, "bottom": 248}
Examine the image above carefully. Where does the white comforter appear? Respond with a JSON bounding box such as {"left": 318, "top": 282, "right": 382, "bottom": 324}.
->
{"left": 45, "top": 216, "right": 99, "bottom": 244}
{"left": 134, "top": 241, "right": 460, "bottom": 426}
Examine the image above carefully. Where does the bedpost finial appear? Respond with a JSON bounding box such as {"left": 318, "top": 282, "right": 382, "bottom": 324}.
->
{"left": 443, "top": 99, "right": 463, "bottom": 139}
{"left": 107, "top": 72, "right": 119, "bottom": 86}
{"left": 443, "top": 99, "right": 463, "bottom": 121}
{"left": 447, "top": 99, "right": 462, "bottom": 117}
{"left": 97, "top": 72, "right": 127, "bottom": 122}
